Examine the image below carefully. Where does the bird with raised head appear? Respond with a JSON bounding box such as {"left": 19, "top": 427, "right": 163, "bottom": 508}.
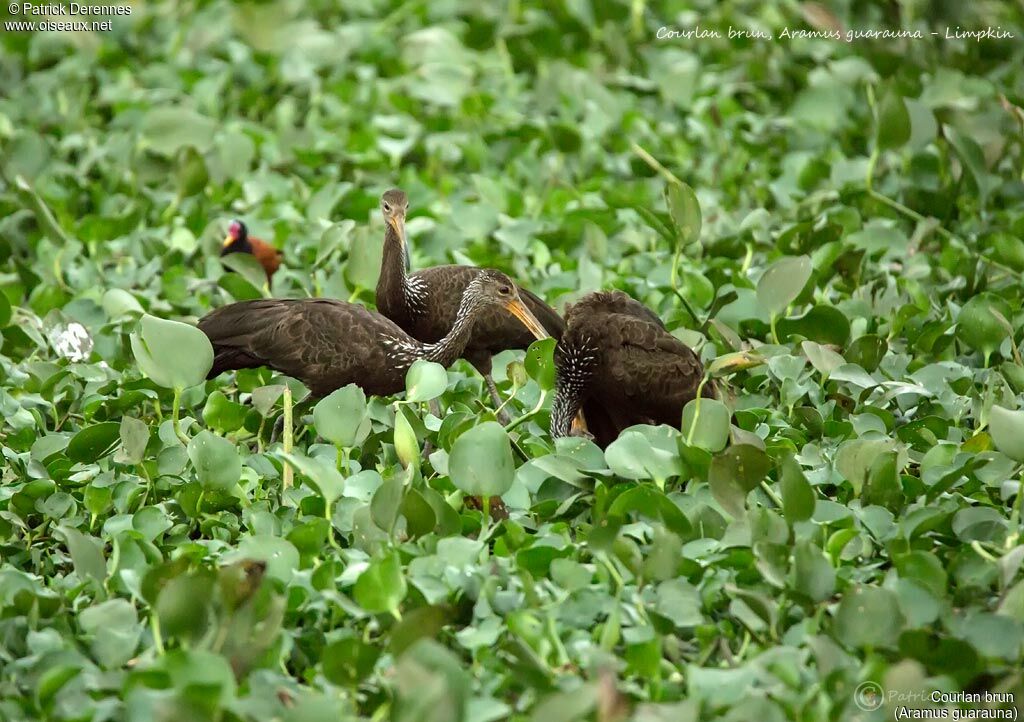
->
{"left": 198, "top": 269, "right": 549, "bottom": 399}
{"left": 550, "top": 290, "right": 715, "bottom": 449}
{"left": 375, "top": 189, "right": 565, "bottom": 415}
{"left": 220, "top": 219, "right": 282, "bottom": 282}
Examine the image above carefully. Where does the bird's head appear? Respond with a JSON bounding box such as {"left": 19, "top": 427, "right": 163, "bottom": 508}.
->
{"left": 462, "top": 270, "right": 550, "bottom": 340}
{"left": 221, "top": 219, "right": 250, "bottom": 255}
{"left": 380, "top": 188, "right": 408, "bottom": 239}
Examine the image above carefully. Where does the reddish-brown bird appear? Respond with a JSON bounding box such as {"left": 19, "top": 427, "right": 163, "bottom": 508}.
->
{"left": 550, "top": 291, "right": 715, "bottom": 448}
{"left": 221, "top": 219, "right": 282, "bottom": 282}
{"left": 375, "top": 189, "right": 564, "bottom": 412}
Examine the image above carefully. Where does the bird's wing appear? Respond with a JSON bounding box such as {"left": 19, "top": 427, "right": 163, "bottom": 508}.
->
{"left": 603, "top": 314, "right": 705, "bottom": 401}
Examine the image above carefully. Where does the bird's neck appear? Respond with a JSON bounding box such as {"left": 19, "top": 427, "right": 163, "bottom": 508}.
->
{"left": 421, "top": 297, "right": 479, "bottom": 367}
{"left": 377, "top": 224, "right": 411, "bottom": 309}
{"left": 550, "top": 338, "right": 597, "bottom": 438}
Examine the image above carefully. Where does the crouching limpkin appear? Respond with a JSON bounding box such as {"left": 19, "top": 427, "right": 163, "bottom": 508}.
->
{"left": 221, "top": 219, "right": 282, "bottom": 282}
{"left": 198, "top": 270, "right": 549, "bottom": 398}
{"left": 550, "top": 291, "right": 715, "bottom": 449}
{"left": 375, "top": 189, "right": 565, "bottom": 416}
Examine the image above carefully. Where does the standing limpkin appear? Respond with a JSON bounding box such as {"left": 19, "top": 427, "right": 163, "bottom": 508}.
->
{"left": 550, "top": 291, "right": 715, "bottom": 448}
{"left": 375, "top": 189, "right": 565, "bottom": 416}
{"left": 198, "top": 269, "right": 548, "bottom": 399}
{"left": 221, "top": 219, "right": 282, "bottom": 282}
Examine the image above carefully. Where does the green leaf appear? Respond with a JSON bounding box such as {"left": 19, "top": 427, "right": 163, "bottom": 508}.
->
{"left": 780, "top": 455, "right": 815, "bottom": 523}
{"left": 321, "top": 634, "right": 381, "bottom": 687}
{"left": 405, "top": 360, "right": 449, "bottom": 402}
{"left": 130, "top": 314, "right": 214, "bottom": 390}
{"left": 524, "top": 338, "right": 557, "bottom": 391}
{"left": 202, "top": 390, "right": 249, "bottom": 434}
{"left": 956, "top": 293, "right": 1012, "bottom": 358}
{"left": 187, "top": 431, "right": 241, "bottom": 492}
{"left": 665, "top": 181, "right": 701, "bottom": 245}
{"left": 66, "top": 422, "right": 121, "bottom": 463}
{"left": 680, "top": 397, "right": 730, "bottom": 452}
{"left": 874, "top": 86, "right": 910, "bottom": 150}
{"left": 313, "top": 384, "right": 370, "bottom": 448}
{"left": 654, "top": 578, "right": 704, "bottom": 627}
{"left": 115, "top": 416, "right": 150, "bottom": 465}
{"left": 394, "top": 408, "right": 420, "bottom": 468}
{"left": 279, "top": 451, "right": 345, "bottom": 505}
{"left": 791, "top": 540, "right": 835, "bottom": 603}
{"left": 605, "top": 428, "right": 684, "bottom": 481}
{"left": 371, "top": 474, "right": 405, "bottom": 534}
{"left": 56, "top": 526, "right": 106, "bottom": 585}
{"left": 833, "top": 586, "right": 904, "bottom": 649}
{"left": 221, "top": 252, "right": 271, "bottom": 293}
{"left": 708, "top": 444, "right": 771, "bottom": 518}
{"left": 448, "top": 422, "right": 514, "bottom": 497}
{"left": 78, "top": 599, "right": 141, "bottom": 669}
{"left": 989, "top": 406, "right": 1024, "bottom": 462}
{"left": 353, "top": 550, "right": 407, "bottom": 616}
{"left": 141, "top": 106, "right": 217, "bottom": 156}
{"left": 756, "top": 255, "right": 813, "bottom": 317}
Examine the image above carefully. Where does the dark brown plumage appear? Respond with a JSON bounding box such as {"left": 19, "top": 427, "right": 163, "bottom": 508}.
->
{"left": 198, "top": 270, "right": 548, "bottom": 398}
{"left": 550, "top": 291, "right": 715, "bottom": 448}
{"left": 375, "top": 189, "right": 565, "bottom": 406}
{"left": 221, "top": 219, "right": 282, "bottom": 282}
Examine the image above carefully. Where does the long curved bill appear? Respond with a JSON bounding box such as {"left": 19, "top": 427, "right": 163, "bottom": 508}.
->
{"left": 504, "top": 298, "right": 550, "bottom": 340}
{"left": 387, "top": 214, "right": 411, "bottom": 272}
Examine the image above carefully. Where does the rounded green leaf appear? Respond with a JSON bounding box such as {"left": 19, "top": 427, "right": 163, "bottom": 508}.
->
{"left": 67, "top": 422, "right": 121, "bottom": 463}
{"left": 756, "top": 255, "right": 813, "bottom": 317}
{"left": 524, "top": 338, "right": 556, "bottom": 391}
{"left": 834, "top": 586, "right": 904, "bottom": 649}
{"left": 187, "top": 430, "right": 241, "bottom": 491}
{"left": 405, "top": 360, "right": 448, "bottom": 402}
{"left": 353, "top": 550, "right": 407, "bottom": 616}
{"left": 130, "top": 313, "right": 214, "bottom": 390}
{"left": 990, "top": 406, "right": 1024, "bottom": 462}
{"left": 956, "top": 293, "right": 1012, "bottom": 357}
{"left": 680, "top": 397, "right": 730, "bottom": 452}
{"left": 708, "top": 444, "right": 771, "bottom": 518}
{"left": 448, "top": 421, "right": 514, "bottom": 497}
{"left": 313, "top": 384, "right": 370, "bottom": 447}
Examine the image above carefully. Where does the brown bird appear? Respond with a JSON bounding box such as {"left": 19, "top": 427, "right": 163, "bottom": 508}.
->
{"left": 375, "top": 189, "right": 565, "bottom": 412}
{"left": 221, "top": 219, "right": 282, "bottom": 282}
{"left": 550, "top": 291, "right": 715, "bottom": 448}
{"left": 198, "top": 270, "right": 549, "bottom": 399}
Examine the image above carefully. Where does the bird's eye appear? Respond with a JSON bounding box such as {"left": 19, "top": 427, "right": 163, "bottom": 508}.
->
{"left": 383, "top": 203, "right": 391, "bottom": 213}
{"left": 499, "top": 285, "right": 511, "bottom": 295}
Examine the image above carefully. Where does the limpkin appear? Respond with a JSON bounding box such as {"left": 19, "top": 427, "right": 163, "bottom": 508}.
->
{"left": 221, "top": 219, "right": 282, "bottom": 282}
{"left": 375, "top": 189, "right": 565, "bottom": 416}
{"left": 550, "top": 290, "right": 715, "bottom": 448}
{"left": 198, "top": 269, "right": 549, "bottom": 399}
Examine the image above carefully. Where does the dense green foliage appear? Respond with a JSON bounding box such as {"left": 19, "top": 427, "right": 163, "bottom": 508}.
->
{"left": 3, "top": 1, "right": 1024, "bottom": 720}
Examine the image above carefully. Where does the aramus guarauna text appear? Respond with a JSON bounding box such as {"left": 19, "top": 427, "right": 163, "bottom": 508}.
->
{"left": 198, "top": 269, "right": 548, "bottom": 398}
{"left": 375, "top": 189, "right": 565, "bottom": 412}
{"left": 221, "top": 219, "right": 282, "bottom": 282}
{"left": 550, "top": 290, "right": 715, "bottom": 448}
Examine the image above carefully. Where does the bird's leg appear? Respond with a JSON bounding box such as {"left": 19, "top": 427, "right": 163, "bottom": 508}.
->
{"left": 486, "top": 374, "right": 512, "bottom": 425}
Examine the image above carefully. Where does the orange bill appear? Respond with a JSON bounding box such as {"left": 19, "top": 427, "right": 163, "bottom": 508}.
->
{"left": 504, "top": 299, "right": 550, "bottom": 340}
{"left": 570, "top": 411, "right": 588, "bottom": 434}
{"left": 222, "top": 234, "right": 235, "bottom": 248}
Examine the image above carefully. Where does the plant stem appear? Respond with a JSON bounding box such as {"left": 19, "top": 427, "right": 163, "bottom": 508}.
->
{"left": 151, "top": 613, "right": 165, "bottom": 655}
{"left": 631, "top": 142, "right": 683, "bottom": 185}
{"left": 171, "top": 387, "right": 188, "bottom": 445}
{"left": 684, "top": 375, "right": 712, "bottom": 446}
{"left": 282, "top": 385, "right": 293, "bottom": 491}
